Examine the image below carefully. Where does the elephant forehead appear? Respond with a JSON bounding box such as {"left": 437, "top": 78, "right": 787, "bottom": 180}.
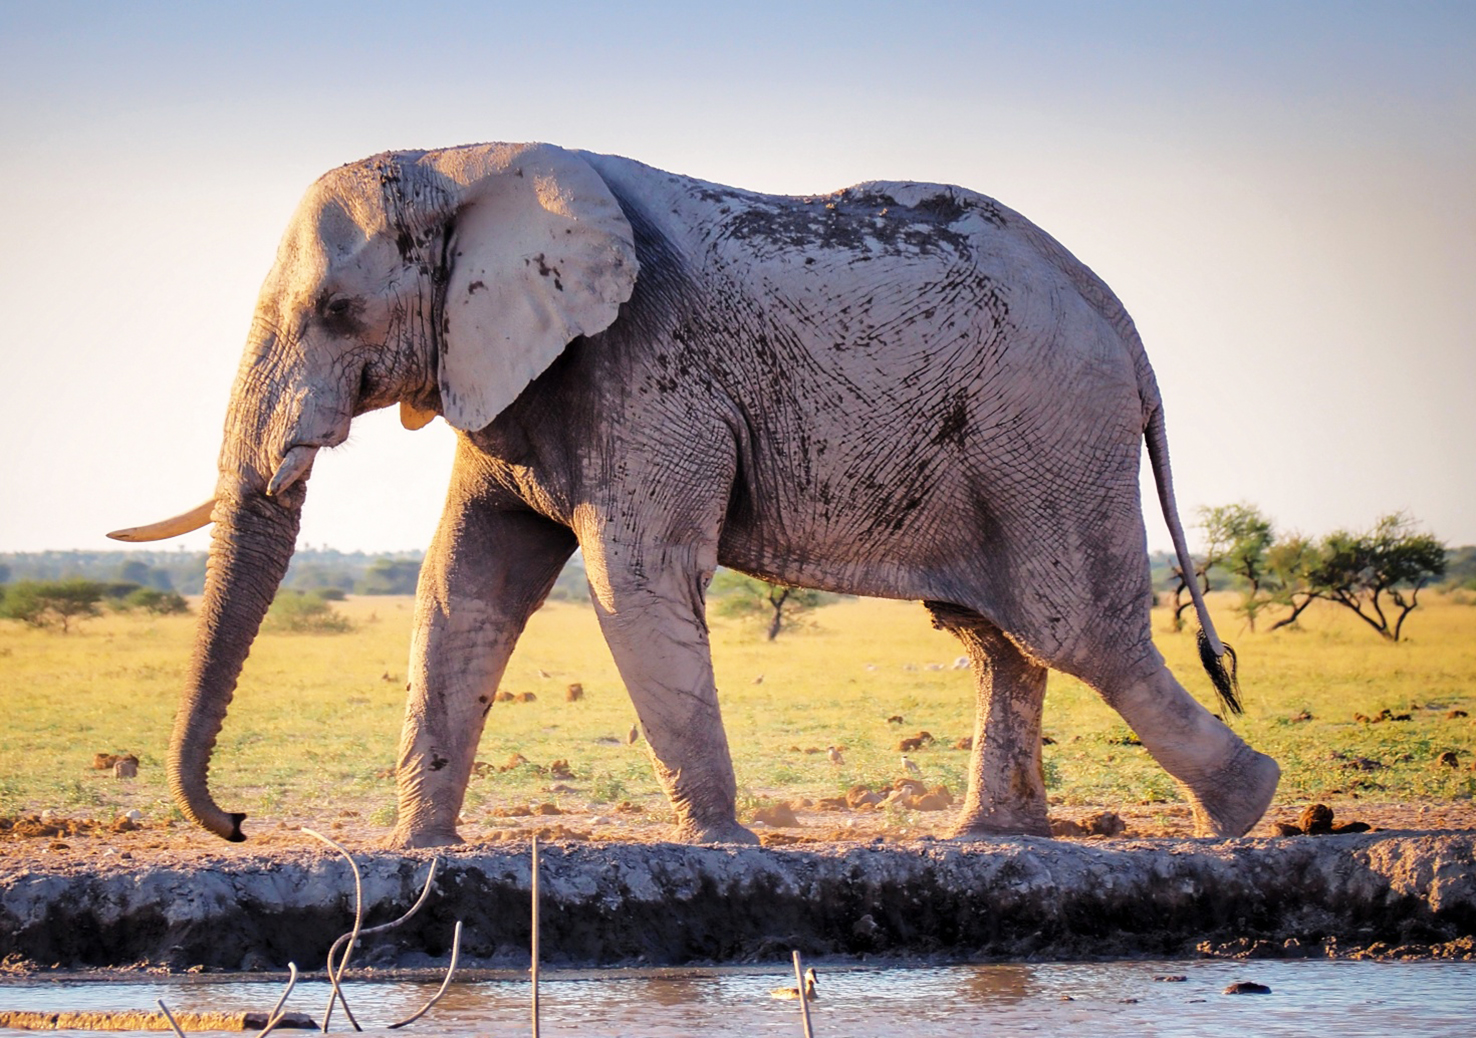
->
{"left": 296, "top": 178, "right": 384, "bottom": 256}
{"left": 264, "top": 175, "right": 406, "bottom": 306}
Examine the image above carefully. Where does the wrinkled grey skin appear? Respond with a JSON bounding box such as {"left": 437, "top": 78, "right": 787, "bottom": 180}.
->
{"left": 153, "top": 143, "right": 1279, "bottom": 848}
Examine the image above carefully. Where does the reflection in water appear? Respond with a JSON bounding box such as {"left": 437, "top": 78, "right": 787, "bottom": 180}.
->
{"left": 631, "top": 970, "right": 723, "bottom": 1009}
{"left": 960, "top": 963, "right": 1036, "bottom": 1005}
{"left": 2, "top": 960, "right": 1474, "bottom": 1037}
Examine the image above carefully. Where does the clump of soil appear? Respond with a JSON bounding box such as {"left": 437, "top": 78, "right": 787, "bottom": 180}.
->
{"left": 838, "top": 780, "right": 953, "bottom": 813}
{"left": 1200, "top": 935, "right": 1476, "bottom": 962}
{"left": 1223, "top": 981, "right": 1272, "bottom": 994}
{"left": 751, "top": 802, "right": 800, "bottom": 828}
{"left": 478, "top": 823, "right": 590, "bottom": 843}
{"left": 90, "top": 753, "right": 139, "bottom": 771}
{"left": 1050, "top": 811, "right": 1125, "bottom": 838}
{"left": 0, "top": 814, "right": 143, "bottom": 839}
{"left": 846, "top": 784, "right": 883, "bottom": 809}
{"left": 1271, "top": 803, "right": 1372, "bottom": 836}
{"left": 1354, "top": 708, "right": 1412, "bottom": 723}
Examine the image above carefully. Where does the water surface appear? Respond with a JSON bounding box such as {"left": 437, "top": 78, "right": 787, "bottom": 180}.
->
{"left": 3, "top": 959, "right": 1471, "bottom": 1037}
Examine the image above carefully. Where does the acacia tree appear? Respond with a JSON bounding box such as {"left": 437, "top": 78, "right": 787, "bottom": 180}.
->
{"left": 0, "top": 579, "right": 106, "bottom": 632}
{"left": 1167, "top": 510, "right": 1232, "bottom": 632}
{"left": 1167, "top": 555, "right": 1211, "bottom": 633}
{"left": 709, "top": 571, "right": 829, "bottom": 640}
{"left": 1265, "top": 533, "right": 1322, "bottom": 631}
{"left": 1199, "top": 503, "right": 1276, "bottom": 630}
{"left": 1305, "top": 513, "right": 1445, "bottom": 642}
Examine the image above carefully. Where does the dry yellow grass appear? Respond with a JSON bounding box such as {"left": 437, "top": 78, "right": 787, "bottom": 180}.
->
{"left": 1, "top": 591, "right": 1472, "bottom": 831}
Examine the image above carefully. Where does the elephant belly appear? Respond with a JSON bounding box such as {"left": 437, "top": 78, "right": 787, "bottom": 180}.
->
{"left": 713, "top": 321, "right": 1147, "bottom": 627}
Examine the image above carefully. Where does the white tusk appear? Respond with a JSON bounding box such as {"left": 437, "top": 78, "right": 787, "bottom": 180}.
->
{"left": 400, "top": 401, "right": 437, "bottom": 431}
{"left": 267, "top": 445, "right": 318, "bottom": 497}
{"left": 107, "top": 498, "right": 217, "bottom": 542}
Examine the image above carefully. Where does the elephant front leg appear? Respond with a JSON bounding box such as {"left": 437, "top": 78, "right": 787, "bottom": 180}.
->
{"left": 927, "top": 604, "right": 1052, "bottom": 838}
{"left": 584, "top": 536, "right": 755, "bottom": 845}
{"left": 390, "top": 501, "right": 576, "bottom": 849}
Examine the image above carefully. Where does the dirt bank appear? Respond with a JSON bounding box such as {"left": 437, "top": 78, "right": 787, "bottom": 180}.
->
{"left": 2, "top": 829, "right": 1473, "bottom": 970}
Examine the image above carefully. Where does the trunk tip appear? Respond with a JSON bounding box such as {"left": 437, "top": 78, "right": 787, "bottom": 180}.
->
{"left": 227, "top": 813, "right": 248, "bottom": 842}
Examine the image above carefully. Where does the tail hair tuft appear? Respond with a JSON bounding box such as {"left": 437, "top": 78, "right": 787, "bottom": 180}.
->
{"left": 1197, "top": 628, "right": 1242, "bottom": 715}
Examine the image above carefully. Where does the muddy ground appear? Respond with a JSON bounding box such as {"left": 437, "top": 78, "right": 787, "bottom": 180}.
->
{"left": 1, "top": 801, "right": 1474, "bottom": 972}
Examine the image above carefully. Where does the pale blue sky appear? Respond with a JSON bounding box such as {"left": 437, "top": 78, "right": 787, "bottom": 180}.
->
{"left": 1, "top": 1, "right": 1472, "bottom": 554}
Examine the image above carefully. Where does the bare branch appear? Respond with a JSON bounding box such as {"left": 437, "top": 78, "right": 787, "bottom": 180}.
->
{"left": 155, "top": 1001, "right": 187, "bottom": 1038}
{"left": 255, "top": 962, "right": 299, "bottom": 1038}
{"left": 301, "top": 828, "right": 364, "bottom": 1033}
{"left": 791, "top": 950, "right": 814, "bottom": 1038}
{"left": 321, "top": 858, "right": 441, "bottom": 983}
{"left": 386, "top": 920, "right": 464, "bottom": 1029}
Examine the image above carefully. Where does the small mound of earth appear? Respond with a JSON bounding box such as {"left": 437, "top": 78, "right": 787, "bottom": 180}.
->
{"left": 1050, "top": 811, "right": 1125, "bottom": 838}
{"left": 1271, "top": 803, "right": 1372, "bottom": 836}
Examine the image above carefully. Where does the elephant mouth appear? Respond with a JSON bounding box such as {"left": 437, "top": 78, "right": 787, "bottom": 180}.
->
{"left": 266, "top": 444, "right": 320, "bottom": 497}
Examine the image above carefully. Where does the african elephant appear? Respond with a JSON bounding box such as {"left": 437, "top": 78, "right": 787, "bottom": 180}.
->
{"left": 112, "top": 141, "right": 1279, "bottom": 847}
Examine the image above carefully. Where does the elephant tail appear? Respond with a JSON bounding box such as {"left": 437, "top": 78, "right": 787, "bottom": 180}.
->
{"left": 1145, "top": 405, "right": 1243, "bottom": 715}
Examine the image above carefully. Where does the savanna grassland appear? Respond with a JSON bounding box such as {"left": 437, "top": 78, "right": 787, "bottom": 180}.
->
{"left": 1, "top": 592, "right": 1474, "bottom": 842}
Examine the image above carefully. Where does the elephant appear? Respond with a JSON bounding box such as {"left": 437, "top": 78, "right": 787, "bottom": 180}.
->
{"left": 111, "top": 141, "right": 1280, "bottom": 848}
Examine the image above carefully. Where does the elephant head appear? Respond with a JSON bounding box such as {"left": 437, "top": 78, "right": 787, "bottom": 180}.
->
{"left": 110, "top": 143, "right": 637, "bottom": 840}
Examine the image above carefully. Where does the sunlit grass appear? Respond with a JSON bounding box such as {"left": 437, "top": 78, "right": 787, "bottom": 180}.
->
{"left": 1, "top": 591, "right": 1472, "bottom": 828}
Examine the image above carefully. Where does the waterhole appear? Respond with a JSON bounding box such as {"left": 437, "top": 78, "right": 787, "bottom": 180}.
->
{"left": 3, "top": 959, "right": 1472, "bottom": 1036}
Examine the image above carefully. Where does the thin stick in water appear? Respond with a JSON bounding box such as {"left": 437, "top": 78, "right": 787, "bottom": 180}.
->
{"left": 320, "top": 857, "right": 442, "bottom": 1006}
{"left": 255, "top": 962, "right": 299, "bottom": 1038}
{"left": 155, "top": 1000, "right": 187, "bottom": 1038}
{"left": 531, "top": 835, "right": 541, "bottom": 1038}
{"left": 302, "top": 828, "right": 364, "bottom": 1033}
{"left": 792, "top": 950, "right": 814, "bottom": 1038}
{"left": 386, "top": 920, "right": 463, "bottom": 1029}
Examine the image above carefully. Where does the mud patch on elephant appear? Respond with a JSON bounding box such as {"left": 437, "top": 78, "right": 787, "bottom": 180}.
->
{"left": 716, "top": 188, "right": 973, "bottom": 259}
{"left": 931, "top": 389, "right": 971, "bottom": 450}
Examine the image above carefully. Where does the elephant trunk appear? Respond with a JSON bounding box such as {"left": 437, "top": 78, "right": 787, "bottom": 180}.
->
{"left": 168, "top": 485, "right": 302, "bottom": 842}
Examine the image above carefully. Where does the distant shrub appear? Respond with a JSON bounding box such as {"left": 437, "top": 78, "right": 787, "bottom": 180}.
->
{"left": 1, "top": 579, "right": 106, "bottom": 632}
{"left": 313, "top": 587, "right": 348, "bottom": 601}
{"left": 124, "top": 587, "right": 190, "bottom": 615}
{"left": 117, "top": 558, "right": 176, "bottom": 592}
{"left": 98, "top": 581, "right": 144, "bottom": 600}
{"left": 545, "top": 556, "right": 590, "bottom": 602}
{"left": 709, "top": 570, "right": 835, "bottom": 640}
{"left": 356, "top": 558, "right": 421, "bottom": 595}
{"left": 266, "top": 590, "right": 353, "bottom": 634}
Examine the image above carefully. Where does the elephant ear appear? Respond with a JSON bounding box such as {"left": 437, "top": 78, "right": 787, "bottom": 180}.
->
{"left": 434, "top": 143, "right": 638, "bottom": 432}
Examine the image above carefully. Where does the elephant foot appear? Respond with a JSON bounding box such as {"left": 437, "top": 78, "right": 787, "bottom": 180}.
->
{"left": 384, "top": 825, "right": 465, "bottom": 850}
{"left": 1186, "top": 744, "right": 1281, "bottom": 837}
{"left": 671, "top": 818, "right": 761, "bottom": 845}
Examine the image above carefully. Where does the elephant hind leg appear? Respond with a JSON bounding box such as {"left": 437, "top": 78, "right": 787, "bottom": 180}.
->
{"left": 926, "top": 602, "right": 1051, "bottom": 839}
{"left": 1100, "top": 658, "right": 1280, "bottom": 837}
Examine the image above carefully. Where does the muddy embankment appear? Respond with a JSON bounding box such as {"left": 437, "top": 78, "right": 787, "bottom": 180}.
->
{"left": 2, "top": 832, "right": 1473, "bottom": 970}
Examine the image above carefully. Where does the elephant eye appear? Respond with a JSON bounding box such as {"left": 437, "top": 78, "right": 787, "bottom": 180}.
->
{"left": 324, "top": 298, "right": 353, "bottom": 318}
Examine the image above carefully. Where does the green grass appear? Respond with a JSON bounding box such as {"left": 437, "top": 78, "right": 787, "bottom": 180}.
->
{"left": 1, "top": 591, "right": 1472, "bottom": 828}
